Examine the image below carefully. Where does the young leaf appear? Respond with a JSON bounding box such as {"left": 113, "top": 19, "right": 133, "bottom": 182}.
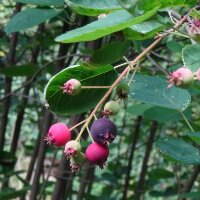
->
{"left": 55, "top": 7, "right": 159, "bottom": 43}
{"left": 155, "top": 137, "right": 200, "bottom": 164}
{"left": 65, "top": 0, "right": 122, "bottom": 16}
{"left": 182, "top": 44, "right": 200, "bottom": 72}
{"left": 44, "top": 64, "right": 117, "bottom": 115}
{"left": 129, "top": 75, "right": 191, "bottom": 111}
{"left": 5, "top": 8, "right": 62, "bottom": 34}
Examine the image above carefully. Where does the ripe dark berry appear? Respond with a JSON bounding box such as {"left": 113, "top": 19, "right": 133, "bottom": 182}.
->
{"left": 90, "top": 118, "right": 117, "bottom": 145}
{"left": 86, "top": 142, "right": 109, "bottom": 168}
{"left": 45, "top": 123, "right": 71, "bottom": 147}
{"left": 64, "top": 140, "right": 81, "bottom": 159}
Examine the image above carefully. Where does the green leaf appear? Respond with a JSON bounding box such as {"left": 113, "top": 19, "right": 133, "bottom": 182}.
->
{"left": 148, "top": 168, "right": 174, "bottom": 180}
{"left": 118, "top": 0, "right": 197, "bottom": 15}
{"left": 188, "top": 132, "right": 200, "bottom": 145}
{"left": 44, "top": 64, "right": 117, "bottom": 115}
{"left": 123, "top": 19, "right": 165, "bottom": 40}
{"left": 179, "top": 192, "right": 200, "bottom": 199}
{"left": 91, "top": 41, "right": 131, "bottom": 65}
{"left": 0, "top": 64, "right": 38, "bottom": 77}
{"left": 155, "top": 137, "right": 200, "bottom": 164}
{"left": 65, "top": 0, "right": 122, "bottom": 16}
{"left": 129, "top": 75, "right": 191, "bottom": 111}
{"left": 15, "top": 0, "right": 64, "bottom": 6}
{"left": 127, "top": 104, "right": 154, "bottom": 116}
{"left": 143, "top": 107, "right": 185, "bottom": 122}
{"left": 182, "top": 44, "right": 200, "bottom": 72}
{"left": 55, "top": 7, "right": 159, "bottom": 43}
{"left": 0, "top": 186, "right": 31, "bottom": 200}
{"left": 5, "top": 8, "right": 62, "bottom": 34}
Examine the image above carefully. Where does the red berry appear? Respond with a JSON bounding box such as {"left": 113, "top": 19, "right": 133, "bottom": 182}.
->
{"left": 86, "top": 142, "right": 109, "bottom": 168}
{"left": 45, "top": 123, "right": 71, "bottom": 147}
{"left": 90, "top": 118, "right": 117, "bottom": 145}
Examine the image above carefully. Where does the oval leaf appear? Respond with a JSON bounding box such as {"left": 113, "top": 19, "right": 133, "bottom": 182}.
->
{"left": 5, "top": 8, "right": 62, "bottom": 34}
{"left": 44, "top": 64, "right": 117, "bottom": 115}
{"left": 155, "top": 137, "right": 200, "bottom": 165}
{"left": 55, "top": 7, "right": 159, "bottom": 43}
{"left": 129, "top": 75, "right": 191, "bottom": 111}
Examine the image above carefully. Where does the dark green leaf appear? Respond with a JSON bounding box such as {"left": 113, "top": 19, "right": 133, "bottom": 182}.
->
{"left": 179, "top": 192, "right": 200, "bottom": 199}
{"left": 0, "top": 64, "right": 39, "bottom": 77}
{"left": 155, "top": 137, "right": 200, "bottom": 164}
{"left": 129, "top": 75, "right": 191, "bottom": 111}
{"left": 44, "top": 64, "right": 117, "bottom": 115}
{"left": 5, "top": 8, "right": 62, "bottom": 34}
{"left": 55, "top": 7, "right": 159, "bottom": 43}
{"left": 65, "top": 0, "right": 122, "bottom": 16}
{"left": 182, "top": 44, "right": 200, "bottom": 72}
{"left": 91, "top": 41, "right": 131, "bottom": 65}
{"left": 148, "top": 168, "right": 174, "bottom": 180}
{"left": 15, "top": 0, "right": 64, "bottom": 6}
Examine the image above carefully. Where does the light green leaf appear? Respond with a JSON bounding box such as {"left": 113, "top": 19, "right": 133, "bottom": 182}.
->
{"left": 65, "top": 0, "right": 122, "bottom": 16}
{"left": 15, "top": 0, "right": 64, "bottom": 6}
{"left": 182, "top": 44, "right": 200, "bottom": 72}
{"left": 44, "top": 64, "right": 117, "bottom": 115}
{"left": 155, "top": 137, "right": 200, "bottom": 164}
{"left": 5, "top": 8, "right": 62, "bottom": 34}
{"left": 129, "top": 75, "right": 191, "bottom": 111}
{"left": 55, "top": 7, "right": 159, "bottom": 43}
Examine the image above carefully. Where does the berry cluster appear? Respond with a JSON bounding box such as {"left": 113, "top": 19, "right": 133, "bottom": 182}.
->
{"left": 45, "top": 79, "right": 127, "bottom": 172}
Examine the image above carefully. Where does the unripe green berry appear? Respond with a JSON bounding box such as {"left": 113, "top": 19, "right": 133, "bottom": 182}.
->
{"left": 104, "top": 101, "right": 120, "bottom": 116}
{"left": 116, "top": 82, "right": 129, "bottom": 99}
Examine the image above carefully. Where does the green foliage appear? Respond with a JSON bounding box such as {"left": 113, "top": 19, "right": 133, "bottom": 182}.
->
{"left": 55, "top": 7, "right": 159, "bottom": 43}
{"left": 5, "top": 8, "right": 62, "bottom": 34}
{"left": 182, "top": 44, "right": 200, "bottom": 72}
{"left": 155, "top": 137, "right": 200, "bottom": 164}
{"left": 129, "top": 75, "right": 191, "bottom": 111}
{"left": 0, "top": 64, "right": 38, "bottom": 77}
{"left": 15, "top": 0, "right": 64, "bottom": 6}
{"left": 91, "top": 41, "right": 131, "bottom": 65}
{"left": 44, "top": 64, "right": 117, "bottom": 115}
{"left": 65, "top": 0, "right": 122, "bottom": 16}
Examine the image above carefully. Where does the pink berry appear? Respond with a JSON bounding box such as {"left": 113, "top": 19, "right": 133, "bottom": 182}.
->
{"left": 167, "top": 67, "right": 194, "bottom": 88}
{"left": 61, "top": 79, "right": 81, "bottom": 95}
{"left": 64, "top": 140, "right": 81, "bottom": 159}
{"left": 45, "top": 123, "right": 71, "bottom": 147}
{"left": 86, "top": 142, "right": 109, "bottom": 168}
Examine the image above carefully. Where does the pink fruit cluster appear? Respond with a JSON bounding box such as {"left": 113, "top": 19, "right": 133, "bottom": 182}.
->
{"left": 167, "top": 66, "right": 200, "bottom": 88}
{"left": 46, "top": 80, "right": 124, "bottom": 172}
